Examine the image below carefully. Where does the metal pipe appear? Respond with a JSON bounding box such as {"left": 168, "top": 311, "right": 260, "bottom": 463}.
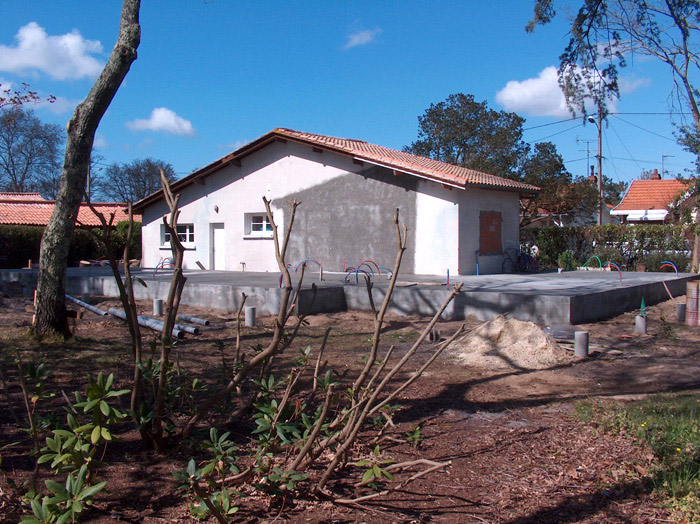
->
{"left": 174, "top": 322, "right": 200, "bottom": 335}
{"left": 177, "top": 313, "right": 210, "bottom": 326}
{"left": 66, "top": 294, "right": 109, "bottom": 317}
{"left": 108, "top": 308, "right": 184, "bottom": 339}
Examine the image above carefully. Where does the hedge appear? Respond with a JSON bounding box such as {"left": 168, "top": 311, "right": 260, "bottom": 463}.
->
{"left": 0, "top": 222, "right": 141, "bottom": 270}
{"left": 521, "top": 224, "right": 691, "bottom": 271}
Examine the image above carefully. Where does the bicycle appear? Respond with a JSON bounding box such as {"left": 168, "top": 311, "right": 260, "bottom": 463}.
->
{"left": 502, "top": 248, "right": 539, "bottom": 274}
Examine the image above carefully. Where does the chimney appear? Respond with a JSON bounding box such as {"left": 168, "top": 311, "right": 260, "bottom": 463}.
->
{"left": 651, "top": 168, "right": 661, "bottom": 180}
{"left": 587, "top": 165, "right": 597, "bottom": 184}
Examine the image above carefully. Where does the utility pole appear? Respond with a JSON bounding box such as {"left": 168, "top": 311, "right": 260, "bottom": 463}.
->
{"left": 588, "top": 107, "right": 603, "bottom": 226}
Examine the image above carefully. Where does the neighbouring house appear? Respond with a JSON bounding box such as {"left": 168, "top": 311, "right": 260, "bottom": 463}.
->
{"left": 610, "top": 170, "right": 691, "bottom": 224}
{"left": 133, "top": 128, "right": 539, "bottom": 275}
{"left": 0, "top": 192, "right": 137, "bottom": 227}
{"left": 0, "top": 192, "right": 140, "bottom": 269}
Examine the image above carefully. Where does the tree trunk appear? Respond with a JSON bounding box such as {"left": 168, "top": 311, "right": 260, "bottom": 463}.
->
{"left": 32, "top": 0, "right": 141, "bottom": 338}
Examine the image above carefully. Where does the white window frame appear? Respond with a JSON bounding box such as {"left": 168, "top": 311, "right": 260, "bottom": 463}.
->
{"left": 162, "top": 223, "right": 195, "bottom": 247}
{"left": 244, "top": 212, "right": 273, "bottom": 239}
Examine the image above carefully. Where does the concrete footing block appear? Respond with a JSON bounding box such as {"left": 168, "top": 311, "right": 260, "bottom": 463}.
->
{"left": 635, "top": 315, "right": 647, "bottom": 334}
{"left": 574, "top": 331, "right": 589, "bottom": 358}
{"left": 245, "top": 306, "right": 256, "bottom": 327}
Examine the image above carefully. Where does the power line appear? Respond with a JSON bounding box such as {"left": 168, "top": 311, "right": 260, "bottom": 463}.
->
{"left": 609, "top": 114, "right": 677, "bottom": 142}
{"left": 532, "top": 122, "right": 583, "bottom": 142}
{"left": 522, "top": 111, "right": 690, "bottom": 132}
{"left": 607, "top": 119, "right": 643, "bottom": 172}
{"left": 523, "top": 117, "right": 579, "bottom": 131}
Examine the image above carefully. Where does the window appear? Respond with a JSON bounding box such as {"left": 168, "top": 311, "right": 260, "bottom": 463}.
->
{"left": 244, "top": 213, "right": 273, "bottom": 238}
{"left": 162, "top": 223, "right": 195, "bottom": 245}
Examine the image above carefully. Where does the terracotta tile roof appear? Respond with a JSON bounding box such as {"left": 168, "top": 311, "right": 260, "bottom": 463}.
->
{"left": 0, "top": 192, "right": 47, "bottom": 201}
{"left": 134, "top": 128, "right": 539, "bottom": 210}
{"left": 272, "top": 128, "right": 539, "bottom": 192}
{"left": 0, "top": 194, "right": 139, "bottom": 227}
{"left": 612, "top": 179, "right": 690, "bottom": 212}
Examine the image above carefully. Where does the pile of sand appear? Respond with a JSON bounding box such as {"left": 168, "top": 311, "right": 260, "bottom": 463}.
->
{"left": 451, "top": 316, "right": 569, "bottom": 371}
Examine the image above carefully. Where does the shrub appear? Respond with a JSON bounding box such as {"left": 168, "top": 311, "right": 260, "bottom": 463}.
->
{"left": 642, "top": 251, "right": 690, "bottom": 273}
{"left": 521, "top": 224, "right": 690, "bottom": 271}
{"left": 112, "top": 221, "right": 142, "bottom": 260}
{"left": 0, "top": 225, "right": 112, "bottom": 269}
{"left": 557, "top": 251, "right": 578, "bottom": 270}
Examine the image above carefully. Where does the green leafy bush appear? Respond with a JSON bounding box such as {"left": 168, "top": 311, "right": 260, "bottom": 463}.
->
{"left": 0, "top": 225, "right": 104, "bottom": 269}
{"left": 522, "top": 224, "right": 690, "bottom": 270}
{"left": 642, "top": 252, "right": 690, "bottom": 273}
{"left": 557, "top": 251, "right": 578, "bottom": 270}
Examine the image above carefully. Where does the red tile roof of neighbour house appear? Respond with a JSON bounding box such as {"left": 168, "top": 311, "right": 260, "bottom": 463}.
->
{"left": 134, "top": 128, "right": 540, "bottom": 210}
{"left": 0, "top": 194, "right": 138, "bottom": 227}
{"left": 612, "top": 179, "right": 690, "bottom": 212}
{"left": 0, "top": 192, "right": 47, "bottom": 201}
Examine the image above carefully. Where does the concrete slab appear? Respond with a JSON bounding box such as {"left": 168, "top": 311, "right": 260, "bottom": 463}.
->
{"left": 1, "top": 267, "right": 695, "bottom": 325}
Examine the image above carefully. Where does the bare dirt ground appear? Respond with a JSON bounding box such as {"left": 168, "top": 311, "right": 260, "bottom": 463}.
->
{"left": 1, "top": 280, "right": 699, "bottom": 523}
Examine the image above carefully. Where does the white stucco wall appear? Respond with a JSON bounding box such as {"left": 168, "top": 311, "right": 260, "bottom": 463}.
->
{"left": 413, "top": 182, "right": 460, "bottom": 276}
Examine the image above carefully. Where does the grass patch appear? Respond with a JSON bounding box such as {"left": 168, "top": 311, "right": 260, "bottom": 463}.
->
{"left": 576, "top": 393, "right": 700, "bottom": 520}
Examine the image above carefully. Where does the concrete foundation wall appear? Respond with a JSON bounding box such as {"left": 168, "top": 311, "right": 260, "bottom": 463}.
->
{"left": 2, "top": 269, "right": 694, "bottom": 325}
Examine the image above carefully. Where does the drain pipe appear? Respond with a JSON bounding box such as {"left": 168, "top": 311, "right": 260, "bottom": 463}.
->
{"left": 108, "top": 308, "right": 185, "bottom": 339}
{"left": 66, "top": 294, "right": 109, "bottom": 317}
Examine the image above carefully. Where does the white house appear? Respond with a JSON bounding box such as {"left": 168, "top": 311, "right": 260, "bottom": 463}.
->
{"left": 133, "top": 128, "right": 539, "bottom": 275}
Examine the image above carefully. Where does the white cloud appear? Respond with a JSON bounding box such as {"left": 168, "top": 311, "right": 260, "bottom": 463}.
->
{"left": 495, "top": 66, "right": 627, "bottom": 118}
{"left": 496, "top": 66, "right": 570, "bottom": 118}
{"left": 619, "top": 75, "right": 651, "bottom": 94}
{"left": 343, "top": 28, "right": 381, "bottom": 50}
{"left": 0, "top": 22, "right": 104, "bottom": 80}
{"left": 126, "top": 107, "right": 196, "bottom": 136}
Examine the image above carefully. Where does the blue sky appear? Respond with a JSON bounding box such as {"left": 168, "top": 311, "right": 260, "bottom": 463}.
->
{"left": 1, "top": 1, "right": 696, "bottom": 189}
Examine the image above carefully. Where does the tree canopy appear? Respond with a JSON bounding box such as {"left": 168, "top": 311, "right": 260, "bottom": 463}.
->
{"left": 405, "top": 93, "right": 612, "bottom": 225}
{"left": 0, "top": 108, "right": 64, "bottom": 197}
{"left": 405, "top": 93, "right": 530, "bottom": 180}
{"left": 95, "top": 157, "right": 176, "bottom": 203}
{"left": 529, "top": 0, "right": 700, "bottom": 123}
{"left": 520, "top": 142, "right": 596, "bottom": 226}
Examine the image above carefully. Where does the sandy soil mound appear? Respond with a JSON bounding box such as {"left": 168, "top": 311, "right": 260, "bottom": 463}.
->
{"left": 451, "top": 316, "right": 570, "bottom": 370}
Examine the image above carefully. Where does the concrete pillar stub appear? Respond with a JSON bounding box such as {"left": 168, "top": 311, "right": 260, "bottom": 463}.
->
{"left": 245, "top": 306, "right": 256, "bottom": 327}
{"left": 574, "top": 331, "right": 589, "bottom": 358}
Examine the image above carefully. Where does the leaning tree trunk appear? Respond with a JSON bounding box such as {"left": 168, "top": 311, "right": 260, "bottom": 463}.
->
{"left": 33, "top": 0, "right": 141, "bottom": 338}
